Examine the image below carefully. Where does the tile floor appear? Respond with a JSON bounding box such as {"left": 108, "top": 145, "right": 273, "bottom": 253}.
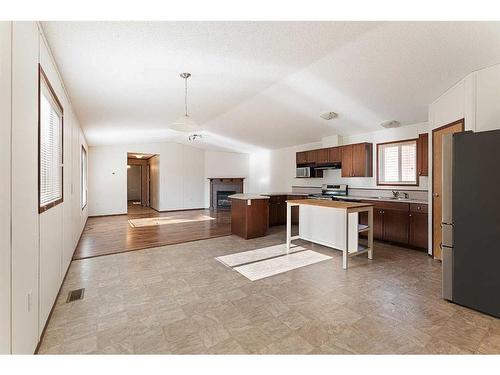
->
{"left": 38, "top": 227, "right": 500, "bottom": 354}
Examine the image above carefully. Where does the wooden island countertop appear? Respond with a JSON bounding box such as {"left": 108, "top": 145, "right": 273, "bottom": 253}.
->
{"left": 286, "top": 199, "right": 374, "bottom": 210}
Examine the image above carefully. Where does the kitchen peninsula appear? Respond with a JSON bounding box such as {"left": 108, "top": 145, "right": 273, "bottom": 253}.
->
{"left": 229, "top": 194, "right": 269, "bottom": 239}
{"left": 286, "top": 199, "right": 374, "bottom": 269}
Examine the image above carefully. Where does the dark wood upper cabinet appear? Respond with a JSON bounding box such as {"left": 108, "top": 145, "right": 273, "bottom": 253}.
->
{"left": 306, "top": 150, "right": 317, "bottom": 164}
{"left": 341, "top": 145, "right": 354, "bottom": 177}
{"left": 341, "top": 143, "right": 372, "bottom": 177}
{"left": 328, "top": 147, "right": 341, "bottom": 163}
{"left": 316, "top": 148, "right": 329, "bottom": 164}
{"left": 418, "top": 133, "right": 428, "bottom": 176}
{"left": 296, "top": 151, "right": 308, "bottom": 165}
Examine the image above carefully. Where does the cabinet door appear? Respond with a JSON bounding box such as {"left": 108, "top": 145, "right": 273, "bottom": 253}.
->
{"left": 306, "top": 150, "right": 317, "bottom": 164}
{"left": 383, "top": 209, "right": 410, "bottom": 244}
{"left": 328, "top": 147, "right": 341, "bottom": 163}
{"left": 269, "top": 203, "right": 282, "bottom": 226}
{"left": 373, "top": 208, "right": 384, "bottom": 240}
{"left": 316, "top": 148, "right": 329, "bottom": 164}
{"left": 353, "top": 143, "right": 373, "bottom": 177}
{"left": 409, "top": 212, "right": 428, "bottom": 249}
{"left": 341, "top": 145, "right": 353, "bottom": 177}
{"left": 418, "top": 133, "right": 428, "bottom": 176}
{"left": 296, "top": 151, "right": 307, "bottom": 165}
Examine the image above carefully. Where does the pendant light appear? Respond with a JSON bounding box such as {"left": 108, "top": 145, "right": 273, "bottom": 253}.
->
{"left": 169, "top": 72, "right": 201, "bottom": 133}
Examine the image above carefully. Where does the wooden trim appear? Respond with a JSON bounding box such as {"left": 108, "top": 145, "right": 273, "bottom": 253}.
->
{"left": 431, "top": 118, "right": 465, "bottom": 257}
{"left": 38, "top": 64, "right": 64, "bottom": 214}
{"left": 376, "top": 138, "right": 419, "bottom": 186}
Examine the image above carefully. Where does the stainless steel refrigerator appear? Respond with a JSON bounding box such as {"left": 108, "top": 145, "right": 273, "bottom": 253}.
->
{"left": 442, "top": 129, "right": 500, "bottom": 318}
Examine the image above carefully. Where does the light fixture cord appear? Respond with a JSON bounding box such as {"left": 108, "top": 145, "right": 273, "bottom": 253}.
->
{"left": 184, "top": 76, "right": 188, "bottom": 117}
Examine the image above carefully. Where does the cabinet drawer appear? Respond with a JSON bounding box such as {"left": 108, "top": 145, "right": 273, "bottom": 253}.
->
{"left": 362, "top": 200, "right": 409, "bottom": 212}
{"left": 269, "top": 195, "right": 286, "bottom": 203}
{"left": 410, "top": 203, "right": 428, "bottom": 213}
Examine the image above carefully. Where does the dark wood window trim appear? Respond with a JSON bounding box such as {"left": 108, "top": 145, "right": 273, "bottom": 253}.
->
{"left": 376, "top": 138, "right": 419, "bottom": 187}
{"left": 38, "top": 64, "right": 64, "bottom": 214}
{"left": 81, "top": 145, "right": 87, "bottom": 210}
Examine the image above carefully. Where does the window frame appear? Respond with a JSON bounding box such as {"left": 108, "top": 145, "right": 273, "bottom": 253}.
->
{"left": 38, "top": 64, "right": 64, "bottom": 213}
{"left": 81, "top": 145, "right": 88, "bottom": 210}
{"left": 376, "top": 138, "right": 418, "bottom": 186}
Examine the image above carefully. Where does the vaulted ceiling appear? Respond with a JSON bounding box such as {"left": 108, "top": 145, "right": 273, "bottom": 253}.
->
{"left": 42, "top": 21, "right": 500, "bottom": 152}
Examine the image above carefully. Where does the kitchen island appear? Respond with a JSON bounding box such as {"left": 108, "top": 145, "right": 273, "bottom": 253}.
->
{"left": 286, "top": 199, "right": 374, "bottom": 269}
{"left": 229, "top": 194, "right": 269, "bottom": 239}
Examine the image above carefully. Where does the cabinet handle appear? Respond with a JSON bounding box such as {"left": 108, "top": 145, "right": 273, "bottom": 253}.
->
{"left": 409, "top": 213, "right": 412, "bottom": 217}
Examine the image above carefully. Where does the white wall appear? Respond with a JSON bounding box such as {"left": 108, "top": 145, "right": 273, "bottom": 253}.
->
{"left": 204, "top": 150, "right": 249, "bottom": 206}
{"left": 11, "top": 20, "right": 40, "bottom": 355}
{"left": 248, "top": 123, "right": 429, "bottom": 194}
{"left": 89, "top": 142, "right": 207, "bottom": 215}
{"left": 0, "top": 21, "right": 12, "bottom": 354}
{"left": 427, "top": 62, "right": 500, "bottom": 255}
{"left": 4, "top": 21, "right": 88, "bottom": 354}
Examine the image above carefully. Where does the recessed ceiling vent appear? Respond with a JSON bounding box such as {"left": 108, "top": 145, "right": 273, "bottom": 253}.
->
{"left": 380, "top": 120, "right": 401, "bottom": 129}
{"left": 320, "top": 112, "right": 338, "bottom": 120}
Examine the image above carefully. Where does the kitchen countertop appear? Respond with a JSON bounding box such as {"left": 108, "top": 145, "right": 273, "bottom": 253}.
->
{"left": 286, "top": 199, "right": 374, "bottom": 210}
{"left": 229, "top": 194, "right": 270, "bottom": 200}
{"left": 260, "top": 192, "right": 309, "bottom": 197}
{"left": 334, "top": 195, "right": 428, "bottom": 205}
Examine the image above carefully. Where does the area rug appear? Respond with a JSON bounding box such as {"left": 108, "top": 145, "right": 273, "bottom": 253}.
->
{"left": 128, "top": 215, "right": 215, "bottom": 228}
{"left": 215, "top": 243, "right": 305, "bottom": 267}
{"left": 233, "top": 250, "right": 332, "bottom": 281}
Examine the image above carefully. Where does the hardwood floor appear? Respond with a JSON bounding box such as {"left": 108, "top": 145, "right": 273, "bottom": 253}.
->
{"left": 73, "top": 204, "right": 231, "bottom": 260}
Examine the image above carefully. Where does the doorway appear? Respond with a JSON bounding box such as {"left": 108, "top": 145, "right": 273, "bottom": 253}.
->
{"left": 432, "top": 119, "right": 464, "bottom": 260}
{"left": 127, "top": 152, "right": 157, "bottom": 214}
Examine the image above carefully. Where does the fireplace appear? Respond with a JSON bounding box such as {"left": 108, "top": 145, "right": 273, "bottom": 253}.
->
{"left": 216, "top": 191, "right": 236, "bottom": 209}
{"left": 208, "top": 178, "right": 244, "bottom": 210}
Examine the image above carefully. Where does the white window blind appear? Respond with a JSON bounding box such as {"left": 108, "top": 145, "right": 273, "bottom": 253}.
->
{"left": 40, "top": 74, "right": 63, "bottom": 210}
{"left": 378, "top": 140, "right": 417, "bottom": 185}
{"left": 81, "top": 146, "right": 87, "bottom": 209}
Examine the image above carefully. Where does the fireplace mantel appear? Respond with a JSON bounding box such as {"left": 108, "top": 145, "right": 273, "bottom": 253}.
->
{"left": 209, "top": 178, "right": 244, "bottom": 209}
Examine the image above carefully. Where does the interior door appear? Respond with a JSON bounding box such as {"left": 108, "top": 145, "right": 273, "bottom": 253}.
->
{"left": 432, "top": 119, "right": 464, "bottom": 260}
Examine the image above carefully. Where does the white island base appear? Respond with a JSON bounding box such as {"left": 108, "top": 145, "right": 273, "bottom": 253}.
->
{"left": 286, "top": 200, "right": 374, "bottom": 270}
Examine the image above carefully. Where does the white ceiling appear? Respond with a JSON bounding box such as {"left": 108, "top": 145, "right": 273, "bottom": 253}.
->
{"left": 42, "top": 21, "right": 500, "bottom": 152}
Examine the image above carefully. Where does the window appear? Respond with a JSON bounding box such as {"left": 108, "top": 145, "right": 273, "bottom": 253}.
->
{"left": 81, "top": 146, "right": 87, "bottom": 209}
{"left": 377, "top": 139, "right": 417, "bottom": 185}
{"left": 39, "top": 66, "right": 64, "bottom": 213}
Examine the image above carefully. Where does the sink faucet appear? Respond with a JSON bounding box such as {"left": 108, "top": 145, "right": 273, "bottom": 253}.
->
{"left": 392, "top": 190, "right": 400, "bottom": 198}
{"left": 402, "top": 192, "right": 409, "bottom": 199}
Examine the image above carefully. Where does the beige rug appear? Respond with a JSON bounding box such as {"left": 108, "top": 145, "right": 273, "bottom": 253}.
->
{"left": 215, "top": 243, "right": 305, "bottom": 267}
{"left": 233, "top": 250, "right": 332, "bottom": 281}
{"left": 128, "top": 215, "right": 215, "bottom": 228}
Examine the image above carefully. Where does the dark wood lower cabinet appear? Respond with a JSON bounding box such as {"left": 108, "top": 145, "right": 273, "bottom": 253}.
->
{"left": 268, "top": 195, "right": 303, "bottom": 226}
{"left": 383, "top": 209, "right": 410, "bottom": 244}
{"left": 360, "top": 200, "right": 428, "bottom": 250}
{"left": 230, "top": 198, "right": 269, "bottom": 239}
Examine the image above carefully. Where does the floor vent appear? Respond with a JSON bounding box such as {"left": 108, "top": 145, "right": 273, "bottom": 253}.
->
{"left": 66, "top": 288, "right": 85, "bottom": 303}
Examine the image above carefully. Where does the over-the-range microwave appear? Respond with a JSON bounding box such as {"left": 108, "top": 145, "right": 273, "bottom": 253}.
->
{"left": 296, "top": 167, "right": 311, "bottom": 178}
